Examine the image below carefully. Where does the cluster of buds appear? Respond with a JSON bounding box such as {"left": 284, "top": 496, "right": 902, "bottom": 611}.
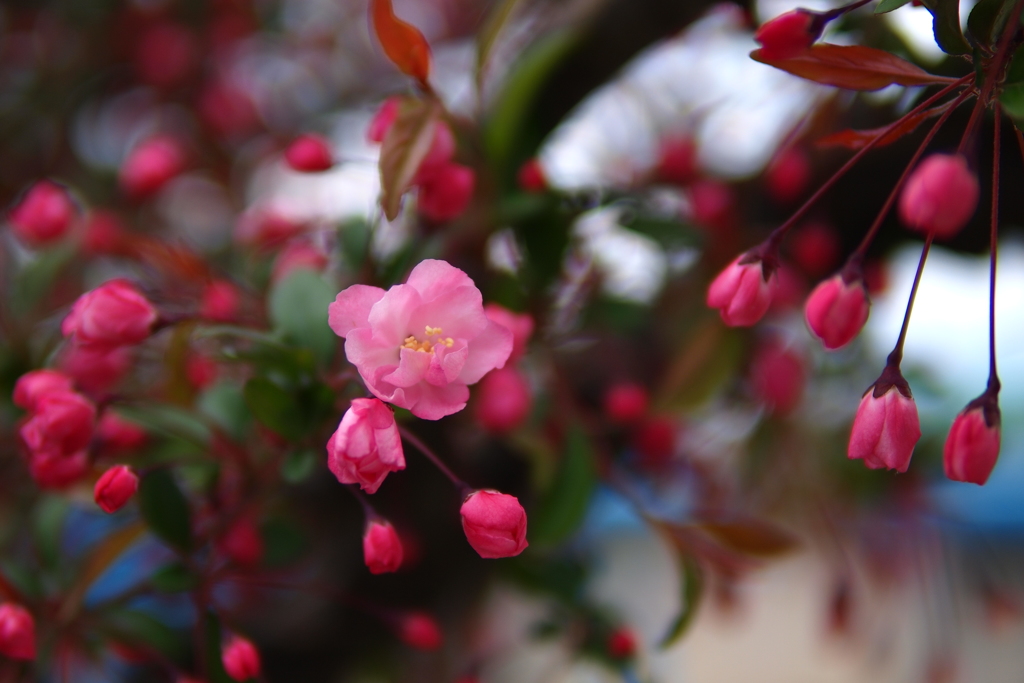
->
{"left": 368, "top": 98, "right": 476, "bottom": 222}
{"left": 603, "top": 382, "right": 679, "bottom": 467}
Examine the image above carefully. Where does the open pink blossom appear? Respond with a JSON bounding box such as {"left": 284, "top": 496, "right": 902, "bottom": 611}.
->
{"left": 329, "top": 260, "right": 513, "bottom": 420}
{"left": 327, "top": 398, "right": 405, "bottom": 493}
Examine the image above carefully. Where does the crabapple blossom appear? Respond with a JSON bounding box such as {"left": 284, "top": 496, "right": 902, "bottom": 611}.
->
{"left": 222, "top": 636, "right": 261, "bottom": 681}
{"left": 604, "top": 383, "right": 649, "bottom": 424}
{"left": 329, "top": 260, "right": 513, "bottom": 420}
{"left": 326, "top": 398, "right": 405, "bottom": 493}
{"left": 8, "top": 180, "right": 76, "bottom": 247}
{"left": 20, "top": 390, "right": 96, "bottom": 458}
{"left": 460, "top": 490, "right": 528, "bottom": 558}
{"left": 754, "top": 9, "right": 821, "bottom": 60}
{"left": 94, "top": 465, "right": 139, "bottom": 514}
{"left": 483, "top": 304, "right": 533, "bottom": 362}
{"left": 13, "top": 370, "right": 74, "bottom": 412}
{"left": 284, "top": 134, "right": 334, "bottom": 172}
{"left": 119, "top": 136, "right": 186, "bottom": 198}
{"left": 0, "top": 604, "right": 35, "bottom": 660}
{"left": 200, "top": 280, "right": 240, "bottom": 322}
{"left": 944, "top": 406, "right": 1001, "bottom": 485}
{"left": 62, "top": 280, "right": 158, "bottom": 349}
{"left": 706, "top": 256, "right": 775, "bottom": 327}
{"left": 397, "top": 612, "right": 442, "bottom": 650}
{"left": 848, "top": 382, "right": 921, "bottom": 472}
{"left": 805, "top": 275, "right": 870, "bottom": 350}
{"left": 363, "top": 520, "right": 404, "bottom": 574}
{"left": 898, "top": 154, "right": 979, "bottom": 238}
{"left": 475, "top": 367, "right": 532, "bottom": 434}
{"left": 417, "top": 163, "right": 475, "bottom": 222}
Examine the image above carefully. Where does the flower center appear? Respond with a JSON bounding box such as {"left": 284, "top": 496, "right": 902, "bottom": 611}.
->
{"left": 401, "top": 325, "right": 454, "bottom": 353}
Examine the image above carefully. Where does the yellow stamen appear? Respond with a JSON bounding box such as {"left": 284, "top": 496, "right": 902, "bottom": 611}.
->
{"left": 401, "top": 325, "right": 452, "bottom": 353}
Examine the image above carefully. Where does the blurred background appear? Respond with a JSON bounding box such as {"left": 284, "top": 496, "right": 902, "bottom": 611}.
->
{"left": 2, "top": 0, "right": 1024, "bottom": 681}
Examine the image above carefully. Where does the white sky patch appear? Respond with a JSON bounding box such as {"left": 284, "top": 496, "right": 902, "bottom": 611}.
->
{"left": 573, "top": 206, "right": 668, "bottom": 304}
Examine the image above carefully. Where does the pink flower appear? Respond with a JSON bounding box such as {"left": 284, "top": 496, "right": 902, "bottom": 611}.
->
{"left": 397, "top": 612, "right": 442, "bottom": 650}
{"left": 8, "top": 180, "right": 77, "bottom": 247}
{"left": 765, "top": 147, "right": 810, "bottom": 204}
{"left": 363, "top": 520, "right": 404, "bottom": 574}
{"left": 219, "top": 517, "right": 264, "bottom": 566}
{"left": 222, "top": 636, "right": 261, "bottom": 682}
{"left": 517, "top": 158, "right": 547, "bottom": 193}
{"left": 135, "top": 22, "right": 196, "bottom": 88}
{"left": 284, "top": 134, "right": 334, "bottom": 172}
{"left": 82, "top": 210, "right": 128, "bottom": 256}
{"left": 329, "top": 260, "right": 513, "bottom": 420}
{"left": 805, "top": 275, "right": 870, "bottom": 350}
{"left": 749, "top": 341, "right": 805, "bottom": 415}
{"left": 28, "top": 450, "right": 90, "bottom": 489}
{"left": 119, "top": 136, "right": 186, "bottom": 198}
{"left": 96, "top": 412, "right": 147, "bottom": 453}
{"left": 271, "top": 241, "right": 328, "bottom": 283}
{"left": 606, "top": 628, "right": 637, "bottom": 659}
{"left": 898, "top": 154, "right": 979, "bottom": 239}
{"left": 484, "top": 304, "right": 533, "bottom": 362}
{"left": 689, "top": 179, "right": 735, "bottom": 230}
{"left": 0, "top": 604, "right": 35, "bottom": 660}
{"left": 94, "top": 465, "right": 139, "bottom": 514}
{"left": 234, "top": 208, "right": 304, "bottom": 249}
{"left": 755, "top": 10, "right": 820, "bottom": 60}
{"left": 848, "top": 382, "right": 921, "bottom": 472}
{"left": 460, "top": 490, "right": 528, "bottom": 559}
{"left": 20, "top": 391, "right": 96, "bottom": 457}
{"left": 326, "top": 398, "right": 404, "bottom": 493}
{"left": 60, "top": 343, "right": 132, "bottom": 394}
{"left": 13, "top": 370, "right": 74, "bottom": 411}
{"left": 657, "top": 137, "right": 698, "bottom": 186}
{"left": 632, "top": 416, "right": 677, "bottom": 467}
{"left": 706, "top": 256, "right": 775, "bottom": 327}
{"left": 200, "top": 280, "right": 241, "bottom": 322}
{"left": 186, "top": 354, "right": 218, "bottom": 389}
{"left": 417, "top": 163, "right": 475, "bottom": 223}
{"left": 367, "top": 98, "right": 400, "bottom": 143}
{"left": 791, "top": 222, "right": 839, "bottom": 277}
{"left": 62, "top": 280, "right": 158, "bottom": 349}
{"left": 367, "top": 98, "right": 455, "bottom": 177}
{"left": 475, "top": 367, "right": 532, "bottom": 434}
{"left": 604, "top": 383, "right": 649, "bottom": 425}
{"left": 944, "top": 405, "right": 1001, "bottom": 485}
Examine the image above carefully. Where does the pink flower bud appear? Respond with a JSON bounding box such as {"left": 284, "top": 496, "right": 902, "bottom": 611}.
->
{"left": 765, "top": 147, "right": 810, "bottom": 204}
{"left": 220, "top": 517, "right": 264, "bottom": 567}
{"left": 460, "top": 490, "right": 528, "bottom": 559}
{"left": 475, "top": 367, "right": 532, "bottom": 434}
{"left": 416, "top": 122, "right": 457, "bottom": 178}
{"left": 754, "top": 10, "right": 820, "bottom": 60}
{"left": 417, "top": 163, "right": 475, "bottom": 223}
{"left": 0, "top": 604, "right": 35, "bottom": 660}
{"left": 186, "top": 354, "right": 219, "bottom": 389}
{"left": 222, "top": 636, "right": 261, "bottom": 682}
{"left": 94, "top": 465, "right": 139, "bottom": 514}
{"left": 790, "top": 222, "right": 839, "bottom": 277}
{"left": 606, "top": 627, "right": 637, "bottom": 659}
{"left": 848, "top": 382, "right": 921, "bottom": 472}
{"left": 271, "top": 242, "right": 328, "bottom": 283}
{"left": 96, "top": 412, "right": 147, "bottom": 453}
{"left": 198, "top": 79, "right": 259, "bottom": 139}
{"left": 327, "top": 398, "right": 405, "bottom": 494}
{"left": 120, "top": 136, "right": 187, "bottom": 198}
{"left": 200, "top": 280, "right": 241, "bottom": 323}
{"left": 29, "top": 450, "right": 90, "bottom": 489}
{"left": 689, "top": 179, "right": 735, "bottom": 231}
{"left": 633, "top": 416, "right": 677, "bottom": 467}
{"left": 517, "top": 158, "right": 547, "bottom": 193}
{"left": 363, "top": 520, "right": 404, "bottom": 574}
{"left": 82, "top": 210, "right": 128, "bottom": 256}
{"left": 604, "top": 383, "right": 649, "bottom": 425}
{"left": 749, "top": 341, "right": 805, "bottom": 415}
{"left": 706, "top": 256, "right": 775, "bottom": 327}
{"left": 62, "top": 280, "right": 158, "bottom": 349}
{"left": 397, "top": 612, "right": 442, "bottom": 650}
{"left": 944, "top": 405, "right": 1001, "bottom": 485}
{"left": 20, "top": 391, "right": 96, "bottom": 457}
{"left": 898, "top": 154, "right": 979, "bottom": 239}
{"left": 484, "top": 304, "right": 533, "bottom": 362}
{"left": 234, "top": 208, "right": 305, "bottom": 249}
{"left": 804, "top": 275, "right": 870, "bottom": 350}
{"left": 367, "top": 98, "right": 400, "bottom": 143}
{"left": 8, "top": 180, "right": 76, "bottom": 247}
{"left": 60, "top": 343, "right": 132, "bottom": 394}
{"left": 135, "top": 22, "right": 197, "bottom": 88}
{"left": 657, "top": 137, "right": 698, "bottom": 186}
{"left": 284, "top": 134, "right": 334, "bottom": 172}
{"left": 13, "top": 370, "right": 74, "bottom": 411}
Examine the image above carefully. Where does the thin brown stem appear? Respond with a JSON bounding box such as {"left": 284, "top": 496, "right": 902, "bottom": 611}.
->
{"left": 848, "top": 88, "right": 974, "bottom": 268}
{"left": 888, "top": 233, "right": 934, "bottom": 369}
{"left": 398, "top": 425, "right": 470, "bottom": 496}
{"left": 988, "top": 111, "right": 1001, "bottom": 391}
{"left": 762, "top": 75, "right": 973, "bottom": 254}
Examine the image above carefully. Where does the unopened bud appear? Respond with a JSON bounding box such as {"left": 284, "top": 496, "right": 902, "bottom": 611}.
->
{"left": 706, "top": 255, "right": 775, "bottom": 327}
{"left": 284, "top": 134, "right": 334, "bottom": 172}
{"left": 460, "top": 490, "right": 528, "bottom": 559}
{"left": 94, "top": 465, "right": 139, "bottom": 514}
{"left": 944, "top": 404, "right": 1001, "bottom": 485}
{"left": 397, "top": 612, "right": 443, "bottom": 650}
{"left": 754, "top": 9, "right": 822, "bottom": 60}
{"left": 363, "top": 520, "right": 404, "bottom": 574}
{"left": 848, "top": 377, "right": 921, "bottom": 472}
{"left": 898, "top": 154, "right": 979, "bottom": 239}
{"left": 9, "top": 180, "right": 76, "bottom": 247}
{"left": 221, "top": 636, "right": 261, "bottom": 681}
{"left": 0, "top": 604, "right": 35, "bottom": 660}
{"left": 804, "top": 275, "right": 870, "bottom": 350}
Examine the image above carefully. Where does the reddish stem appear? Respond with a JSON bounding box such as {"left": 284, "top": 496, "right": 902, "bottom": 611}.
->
{"left": 398, "top": 425, "right": 471, "bottom": 497}
{"left": 887, "top": 233, "right": 934, "bottom": 371}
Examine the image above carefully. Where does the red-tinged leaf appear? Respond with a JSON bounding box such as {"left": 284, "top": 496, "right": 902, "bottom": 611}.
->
{"left": 816, "top": 101, "right": 954, "bottom": 150}
{"left": 659, "top": 554, "right": 703, "bottom": 648}
{"left": 379, "top": 96, "right": 440, "bottom": 220}
{"left": 751, "top": 44, "right": 957, "bottom": 91}
{"left": 696, "top": 516, "right": 798, "bottom": 558}
{"left": 371, "top": 0, "right": 431, "bottom": 85}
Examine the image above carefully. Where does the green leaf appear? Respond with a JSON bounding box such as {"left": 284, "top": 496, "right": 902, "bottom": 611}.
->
{"left": 11, "top": 243, "right": 76, "bottom": 316}
{"left": 379, "top": 96, "right": 440, "bottom": 220}
{"left": 33, "top": 495, "right": 68, "bottom": 570}
{"left": 476, "top": 0, "right": 524, "bottom": 78}
{"left": 150, "top": 562, "right": 197, "bottom": 592}
{"left": 530, "top": 426, "right": 597, "bottom": 547}
{"left": 697, "top": 517, "right": 799, "bottom": 557}
{"left": 929, "top": 0, "right": 971, "bottom": 54}
{"left": 104, "top": 609, "right": 187, "bottom": 663}
{"left": 262, "top": 517, "right": 308, "bottom": 567}
{"left": 268, "top": 269, "right": 338, "bottom": 365}
{"left": 138, "top": 470, "right": 192, "bottom": 552}
{"left": 875, "top": 0, "right": 913, "bottom": 12}
{"left": 659, "top": 555, "right": 703, "bottom": 648}
{"left": 281, "top": 449, "right": 318, "bottom": 483}
{"left": 340, "top": 218, "right": 372, "bottom": 272}
{"left": 967, "top": 0, "right": 1015, "bottom": 45}
{"left": 1000, "top": 82, "right": 1024, "bottom": 121}
{"left": 243, "top": 377, "right": 305, "bottom": 440}
{"left": 198, "top": 382, "right": 251, "bottom": 441}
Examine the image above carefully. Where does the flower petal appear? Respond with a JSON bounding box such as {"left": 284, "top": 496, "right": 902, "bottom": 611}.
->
{"left": 459, "top": 320, "right": 513, "bottom": 385}
{"left": 405, "top": 259, "right": 475, "bottom": 302}
{"left": 328, "top": 285, "right": 385, "bottom": 337}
